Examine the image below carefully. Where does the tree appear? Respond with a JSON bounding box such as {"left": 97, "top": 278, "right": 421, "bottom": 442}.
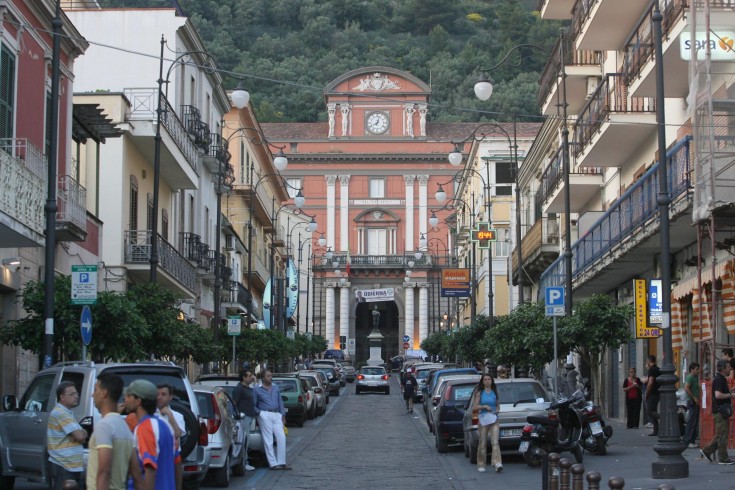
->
{"left": 454, "top": 315, "right": 492, "bottom": 365}
{"left": 560, "top": 295, "right": 633, "bottom": 408}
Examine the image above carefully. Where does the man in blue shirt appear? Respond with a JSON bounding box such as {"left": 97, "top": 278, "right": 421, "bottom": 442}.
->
{"left": 253, "top": 371, "right": 290, "bottom": 470}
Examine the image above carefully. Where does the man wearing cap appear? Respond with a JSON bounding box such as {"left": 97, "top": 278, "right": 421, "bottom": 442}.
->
{"left": 124, "top": 380, "right": 181, "bottom": 490}
{"left": 253, "top": 371, "right": 290, "bottom": 470}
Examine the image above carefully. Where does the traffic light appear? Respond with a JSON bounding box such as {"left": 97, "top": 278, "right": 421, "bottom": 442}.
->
{"left": 339, "top": 335, "right": 346, "bottom": 350}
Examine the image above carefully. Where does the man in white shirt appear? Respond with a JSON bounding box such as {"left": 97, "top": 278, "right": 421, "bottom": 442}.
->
{"left": 155, "top": 384, "right": 185, "bottom": 438}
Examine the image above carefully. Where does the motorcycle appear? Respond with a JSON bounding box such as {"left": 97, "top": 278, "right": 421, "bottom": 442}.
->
{"left": 578, "top": 397, "right": 613, "bottom": 455}
{"left": 519, "top": 389, "right": 586, "bottom": 467}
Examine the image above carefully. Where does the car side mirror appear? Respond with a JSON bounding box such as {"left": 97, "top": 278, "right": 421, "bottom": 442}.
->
{"left": 314, "top": 388, "right": 323, "bottom": 394}
{"left": 2, "top": 395, "right": 17, "bottom": 411}
{"left": 281, "top": 395, "right": 288, "bottom": 401}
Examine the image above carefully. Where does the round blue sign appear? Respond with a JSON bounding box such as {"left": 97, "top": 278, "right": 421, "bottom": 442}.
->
{"left": 402, "top": 335, "right": 410, "bottom": 343}
{"left": 80, "top": 306, "right": 92, "bottom": 346}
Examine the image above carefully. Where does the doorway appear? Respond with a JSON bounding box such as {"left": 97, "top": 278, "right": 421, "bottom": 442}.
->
{"left": 355, "top": 301, "right": 399, "bottom": 366}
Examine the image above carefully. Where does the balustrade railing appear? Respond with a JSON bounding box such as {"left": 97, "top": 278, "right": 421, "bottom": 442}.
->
{"left": 573, "top": 74, "right": 656, "bottom": 158}
{"left": 207, "top": 133, "right": 231, "bottom": 164}
{"left": 0, "top": 138, "right": 46, "bottom": 237}
{"left": 537, "top": 33, "right": 602, "bottom": 108}
{"left": 538, "top": 146, "right": 604, "bottom": 207}
{"left": 540, "top": 137, "right": 692, "bottom": 294}
{"left": 570, "top": 0, "right": 597, "bottom": 43}
{"left": 57, "top": 175, "right": 87, "bottom": 232}
{"left": 181, "top": 232, "right": 202, "bottom": 263}
{"left": 181, "top": 105, "right": 211, "bottom": 152}
{"left": 313, "top": 253, "right": 439, "bottom": 269}
{"left": 227, "top": 282, "right": 249, "bottom": 305}
{"left": 124, "top": 230, "right": 196, "bottom": 291}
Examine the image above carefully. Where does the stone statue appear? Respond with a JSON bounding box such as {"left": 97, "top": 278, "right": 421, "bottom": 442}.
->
{"left": 327, "top": 103, "right": 336, "bottom": 138}
{"left": 340, "top": 104, "right": 350, "bottom": 136}
{"left": 418, "top": 104, "right": 428, "bottom": 137}
{"left": 405, "top": 103, "right": 416, "bottom": 137}
{"left": 371, "top": 306, "right": 380, "bottom": 332}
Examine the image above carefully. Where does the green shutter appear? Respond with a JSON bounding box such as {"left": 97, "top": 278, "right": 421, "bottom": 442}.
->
{"left": 0, "top": 45, "right": 15, "bottom": 140}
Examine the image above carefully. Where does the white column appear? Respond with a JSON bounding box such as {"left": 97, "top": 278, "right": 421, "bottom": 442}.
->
{"left": 326, "top": 285, "right": 335, "bottom": 348}
{"left": 339, "top": 175, "right": 350, "bottom": 251}
{"left": 404, "top": 175, "right": 415, "bottom": 252}
{"left": 405, "top": 284, "right": 414, "bottom": 348}
{"left": 418, "top": 175, "right": 428, "bottom": 239}
{"left": 326, "top": 175, "right": 337, "bottom": 250}
{"left": 419, "top": 285, "right": 429, "bottom": 344}
{"left": 340, "top": 283, "right": 350, "bottom": 347}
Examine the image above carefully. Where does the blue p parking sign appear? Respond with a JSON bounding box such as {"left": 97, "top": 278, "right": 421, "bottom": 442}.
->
{"left": 545, "top": 287, "right": 565, "bottom": 317}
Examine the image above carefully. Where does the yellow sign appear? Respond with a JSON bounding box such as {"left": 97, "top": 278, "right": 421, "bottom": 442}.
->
{"left": 634, "top": 279, "right": 662, "bottom": 339}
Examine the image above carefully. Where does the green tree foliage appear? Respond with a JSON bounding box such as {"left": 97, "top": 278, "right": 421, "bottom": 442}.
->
{"left": 421, "top": 330, "right": 452, "bottom": 361}
{"left": 179, "top": 0, "right": 563, "bottom": 122}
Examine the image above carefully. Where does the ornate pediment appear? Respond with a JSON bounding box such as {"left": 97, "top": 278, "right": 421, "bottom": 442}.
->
{"left": 353, "top": 73, "right": 401, "bottom": 92}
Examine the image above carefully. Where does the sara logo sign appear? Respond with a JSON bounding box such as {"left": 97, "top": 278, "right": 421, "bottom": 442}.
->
{"left": 680, "top": 31, "right": 735, "bottom": 61}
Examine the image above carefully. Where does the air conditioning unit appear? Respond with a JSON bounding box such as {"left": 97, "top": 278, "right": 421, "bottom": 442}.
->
{"left": 586, "top": 77, "right": 600, "bottom": 98}
{"left": 225, "top": 235, "right": 235, "bottom": 251}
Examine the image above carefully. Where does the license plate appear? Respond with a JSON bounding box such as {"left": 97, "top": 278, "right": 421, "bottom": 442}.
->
{"left": 590, "top": 421, "right": 603, "bottom": 435}
{"left": 501, "top": 429, "right": 523, "bottom": 438}
{"left": 518, "top": 441, "right": 529, "bottom": 453}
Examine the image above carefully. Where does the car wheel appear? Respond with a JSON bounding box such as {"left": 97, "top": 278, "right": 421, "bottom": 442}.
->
{"left": 171, "top": 399, "right": 200, "bottom": 459}
{"left": 182, "top": 478, "right": 200, "bottom": 490}
{"left": 307, "top": 406, "right": 315, "bottom": 420}
{"left": 469, "top": 442, "right": 478, "bottom": 464}
{"left": 436, "top": 431, "right": 449, "bottom": 454}
{"left": 573, "top": 443, "right": 584, "bottom": 463}
{"left": 0, "top": 458, "right": 15, "bottom": 490}
{"left": 385, "top": 388, "right": 390, "bottom": 395}
{"left": 231, "top": 451, "right": 245, "bottom": 477}
{"left": 214, "top": 455, "right": 231, "bottom": 488}
{"left": 356, "top": 388, "right": 361, "bottom": 395}
{"left": 594, "top": 435, "right": 607, "bottom": 456}
{"left": 464, "top": 440, "right": 469, "bottom": 458}
{"left": 298, "top": 416, "right": 305, "bottom": 428}
{"left": 523, "top": 444, "right": 546, "bottom": 467}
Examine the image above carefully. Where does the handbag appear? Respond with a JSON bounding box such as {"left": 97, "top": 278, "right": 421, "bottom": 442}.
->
{"left": 720, "top": 402, "right": 733, "bottom": 419}
{"left": 478, "top": 411, "right": 497, "bottom": 426}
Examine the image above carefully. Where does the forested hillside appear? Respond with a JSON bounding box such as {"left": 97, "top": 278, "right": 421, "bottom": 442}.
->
{"left": 179, "top": 0, "right": 563, "bottom": 123}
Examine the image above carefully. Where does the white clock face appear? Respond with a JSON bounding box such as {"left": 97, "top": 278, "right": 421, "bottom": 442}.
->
{"left": 366, "top": 112, "right": 389, "bottom": 135}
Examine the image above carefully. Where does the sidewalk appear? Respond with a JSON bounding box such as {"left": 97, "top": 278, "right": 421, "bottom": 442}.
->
{"left": 577, "top": 417, "right": 734, "bottom": 490}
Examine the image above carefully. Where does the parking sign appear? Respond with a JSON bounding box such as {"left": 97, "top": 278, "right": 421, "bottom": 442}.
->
{"left": 545, "top": 287, "right": 565, "bottom": 316}
{"left": 71, "top": 265, "right": 98, "bottom": 305}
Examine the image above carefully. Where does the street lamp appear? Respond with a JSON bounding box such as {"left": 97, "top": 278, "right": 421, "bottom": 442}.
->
{"left": 474, "top": 34, "right": 570, "bottom": 313}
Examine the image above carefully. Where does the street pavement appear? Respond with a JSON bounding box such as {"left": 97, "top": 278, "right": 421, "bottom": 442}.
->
{"left": 12, "top": 376, "right": 735, "bottom": 489}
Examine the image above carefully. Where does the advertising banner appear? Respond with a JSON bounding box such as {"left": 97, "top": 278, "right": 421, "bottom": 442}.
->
{"left": 634, "top": 279, "right": 662, "bottom": 339}
{"left": 354, "top": 288, "right": 395, "bottom": 303}
{"left": 441, "top": 268, "right": 471, "bottom": 297}
{"left": 262, "top": 278, "right": 271, "bottom": 329}
{"left": 285, "top": 258, "right": 298, "bottom": 318}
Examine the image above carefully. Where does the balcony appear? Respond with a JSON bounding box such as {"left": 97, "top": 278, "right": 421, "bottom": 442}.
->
{"left": 571, "top": 0, "right": 650, "bottom": 51}
{"left": 312, "top": 253, "right": 446, "bottom": 271}
{"left": 540, "top": 137, "right": 692, "bottom": 297}
{"left": 181, "top": 105, "right": 211, "bottom": 153}
{"left": 573, "top": 74, "right": 656, "bottom": 168}
{"left": 238, "top": 176, "right": 277, "bottom": 232}
{"left": 56, "top": 175, "right": 87, "bottom": 242}
{"left": 123, "top": 88, "right": 200, "bottom": 189}
{"left": 0, "top": 138, "right": 46, "bottom": 247}
{"left": 124, "top": 230, "right": 196, "bottom": 297}
{"left": 203, "top": 133, "right": 231, "bottom": 174}
{"left": 248, "top": 251, "right": 271, "bottom": 291}
{"left": 538, "top": 146, "right": 604, "bottom": 213}
{"left": 537, "top": 0, "right": 576, "bottom": 19}
{"left": 511, "top": 216, "right": 560, "bottom": 284}
{"left": 223, "top": 282, "right": 250, "bottom": 315}
{"left": 538, "top": 34, "right": 602, "bottom": 116}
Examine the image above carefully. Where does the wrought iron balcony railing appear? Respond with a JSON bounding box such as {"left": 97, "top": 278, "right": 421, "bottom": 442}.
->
{"left": 56, "top": 175, "right": 87, "bottom": 233}
{"left": 312, "top": 253, "right": 458, "bottom": 270}
{"left": 537, "top": 33, "right": 602, "bottom": 108}
{"left": 207, "top": 133, "right": 231, "bottom": 165}
{"left": 227, "top": 282, "right": 250, "bottom": 306}
{"left": 538, "top": 146, "right": 603, "bottom": 206}
{"left": 181, "top": 105, "right": 211, "bottom": 152}
{"left": 0, "top": 138, "right": 46, "bottom": 237}
{"left": 124, "top": 230, "right": 196, "bottom": 291}
{"left": 570, "top": 0, "right": 596, "bottom": 44}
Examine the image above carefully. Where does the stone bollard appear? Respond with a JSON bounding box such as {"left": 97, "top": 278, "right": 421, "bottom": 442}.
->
{"left": 559, "top": 457, "right": 572, "bottom": 490}
{"left": 586, "top": 471, "right": 601, "bottom": 490}
{"left": 549, "top": 453, "right": 561, "bottom": 490}
{"left": 608, "top": 476, "right": 625, "bottom": 489}
{"left": 571, "top": 463, "right": 585, "bottom": 490}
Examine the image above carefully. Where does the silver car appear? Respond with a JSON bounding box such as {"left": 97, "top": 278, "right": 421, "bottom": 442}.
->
{"left": 298, "top": 372, "right": 327, "bottom": 416}
{"left": 193, "top": 385, "right": 246, "bottom": 487}
{"left": 355, "top": 366, "right": 390, "bottom": 395}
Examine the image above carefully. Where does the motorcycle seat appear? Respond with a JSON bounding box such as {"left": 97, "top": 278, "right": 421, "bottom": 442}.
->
{"left": 527, "top": 415, "right": 559, "bottom": 426}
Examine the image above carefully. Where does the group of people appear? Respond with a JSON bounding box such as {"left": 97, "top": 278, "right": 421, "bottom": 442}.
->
{"left": 622, "top": 355, "right": 662, "bottom": 436}
{"left": 47, "top": 376, "right": 183, "bottom": 490}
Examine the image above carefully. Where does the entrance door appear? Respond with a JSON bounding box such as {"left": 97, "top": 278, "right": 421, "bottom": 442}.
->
{"left": 355, "top": 301, "right": 399, "bottom": 365}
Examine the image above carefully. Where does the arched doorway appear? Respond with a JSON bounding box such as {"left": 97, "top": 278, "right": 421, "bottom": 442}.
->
{"left": 355, "top": 301, "right": 399, "bottom": 365}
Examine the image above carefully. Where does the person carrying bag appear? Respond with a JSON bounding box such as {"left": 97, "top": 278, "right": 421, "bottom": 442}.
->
{"left": 472, "top": 374, "right": 502, "bottom": 473}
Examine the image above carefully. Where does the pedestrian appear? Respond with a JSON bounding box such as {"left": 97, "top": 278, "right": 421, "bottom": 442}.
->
{"left": 47, "top": 381, "right": 87, "bottom": 490}
{"left": 253, "top": 371, "right": 291, "bottom": 470}
{"left": 564, "top": 363, "right": 579, "bottom": 396}
{"left": 401, "top": 369, "right": 418, "bottom": 414}
{"left": 231, "top": 370, "right": 257, "bottom": 472}
{"left": 645, "top": 355, "right": 661, "bottom": 436}
{"left": 683, "top": 362, "right": 701, "bottom": 448}
{"left": 124, "top": 379, "right": 181, "bottom": 489}
{"left": 701, "top": 359, "right": 735, "bottom": 464}
{"left": 622, "top": 367, "right": 643, "bottom": 428}
{"left": 722, "top": 348, "right": 735, "bottom": 379}
{"left": 155, "top": 384, "right": 185, "bottom": 439}
{"left": 471, "top": 373, "right": 502, "bottom": 473}
{"left": 87, "top": 374, "right": 134, "bottom": 490}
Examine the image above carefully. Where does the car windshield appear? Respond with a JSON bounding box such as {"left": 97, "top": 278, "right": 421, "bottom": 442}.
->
{"left": 498, "top": 382, "right": 550, "bottom": 405}
{"left": 361, "top": 368, "right": 385, "bottom": 375}
{"left": 273, "top": 379, "right": 298, "bottom": 392}
{"left": 453, "top": 385, "right": 476, "bottom": 401}
{"left": 415, "top": 369, "right": 434, "bottom": 380}
{"left": 195, "top": 392, "right": 215, "bottom": 418}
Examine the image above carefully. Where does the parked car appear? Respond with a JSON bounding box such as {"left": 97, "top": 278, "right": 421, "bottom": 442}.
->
{"left": 0, "top": 361, "right": 209, "bottom": 488}
{"left": 431, "top": 377, "right": 481, "bottom": 453}
{"left": 423, "top": 368, "right": 479, "bottom": 416}
{"left": 323, "top": 349, "right": 346, "bottom": 361}
{"left": 297, "top": 372, "right": 327, "bottom": 416}
{"left": 413, "top": 364, "right": 446, "bottom": 402}
{"left": 271, "top": 375, "right": 309, "bottom": 427}
{"left": 192, "top": 385, "right": 246, "bottom": 487}
{"left": 462, "top": 378, "right": 552, "bottom": 464}
{"left": 301, "top": 377, "right": 317, "bottom": 420}
{"left": 194, "top": 374, "right": 264, "bottom": 461}
{"left": 426, "top": 374, "right": 481, "bottom": 433}
{"left": 313, "top": 367, "right": 341, "bottom": 396}
{"left": 387, "top": 355, "right": 404, "bottom": 372}
{"left": 355, "top": 366, "right": 390, "bottom": 395}
{"left": 340, "top": 362, "right": 357, "bottom": 383}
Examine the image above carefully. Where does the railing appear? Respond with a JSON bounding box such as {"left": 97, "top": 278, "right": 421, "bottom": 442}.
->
{"left": 124, "top": 230, "right": 196, "bottom": 291}
{"left": 227, "top": 282, "right": 250, "bottom": 306}
{"left": 207, "top": 133, "right": 231, "bottom": 165}
{"left": 537, "top": 33, "right": 602, "bottom": 108}
{"left": 570, "top": 0, "right": 598, "bottom": 43}
{"left": 123, "top": 88, "right": 200, "bottom": 173}
{"left": 512, "top": 216, "right": 561, "bottom": 270}
{"left": 181, "top": 105, "right": 211, "bottom": 152}
{"left": 313, "top": 253, "right": 446, "bottom": 269}
{"left": 538, "top": 146, "right": 604, "bottom": 207}
{"left": 573, "top": 74, "right": 656, "bottom": 158}
{"left": 56, "top": 175, "right": 87, "bottom": 232}
{"left": 181, "top": 232, "right": 202, "bottom": 262}
{"left": 0, "top": 138, "right": 47, "bottom": 237}
{"left": 621, "top": 0, "right": 687, "bottom": 86}
{"left": 63, "top": 0, "right": 188, "bottom": 15}
{"left": 540, "top": 137, "right": 692, "bottom": 294}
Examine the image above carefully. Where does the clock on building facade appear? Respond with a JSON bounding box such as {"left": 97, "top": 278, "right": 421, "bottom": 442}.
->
{"left": 365, "top": 111, "right": 390, "bottom": 135}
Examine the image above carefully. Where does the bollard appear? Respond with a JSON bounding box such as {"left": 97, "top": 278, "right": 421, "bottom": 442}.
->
{"left": 559, "top": 457, "right": 572, "bottom": 490}
{"left": 571, "top": 464, "right": 585, "bottom": 490}
{"left": 658, "top": 485, "right": 675, "bottom": 490}
{"left": 608, "top": 476, "right": 625, "bottom": 489}
{"left": 585, "top": 472, "right": 601, "bottom": 490}
{"left": 543, "top": 451, "right": 549, "bottom": 490}
{"left": 549, "top": 453, "right": 561, "bottom": 490}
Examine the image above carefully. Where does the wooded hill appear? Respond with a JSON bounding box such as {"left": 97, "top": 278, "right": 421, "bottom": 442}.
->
{"left": 179, "top": 0, "right": 563, "bottom": 123}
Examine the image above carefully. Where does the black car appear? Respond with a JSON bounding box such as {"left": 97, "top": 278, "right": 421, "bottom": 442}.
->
{"left": 387, "top": 355, "right": 404, "bottom": 372}
{"left": 432, "top": 377, "right": 481, "bottom": 453}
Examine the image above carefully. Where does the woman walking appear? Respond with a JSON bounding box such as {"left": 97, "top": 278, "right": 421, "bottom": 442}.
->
{"left": 622, "top": 367, "right": 643, "bottom": 428}
{"left": 472, "top": 374, "right": 502, "bottom": 473}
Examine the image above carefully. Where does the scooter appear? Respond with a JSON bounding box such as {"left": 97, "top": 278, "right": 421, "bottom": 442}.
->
{"left": 519, "top": 389, "right": 586, "bottom": 467}
{"left": 578, "top": 398, "right": 613, "bottom": 455}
